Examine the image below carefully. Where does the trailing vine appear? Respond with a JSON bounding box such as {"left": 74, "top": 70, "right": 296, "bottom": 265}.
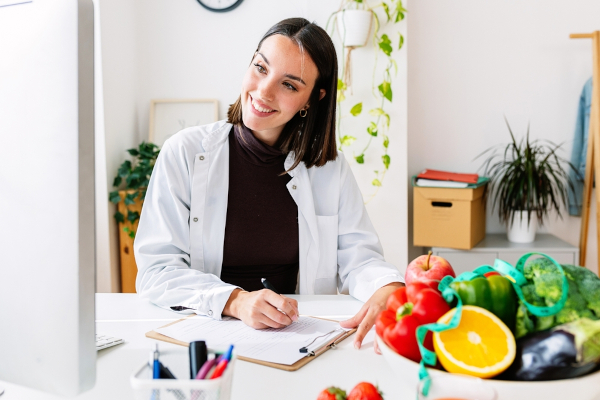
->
{"left": 328, "top": 0, "right": 406, "bottom": 196}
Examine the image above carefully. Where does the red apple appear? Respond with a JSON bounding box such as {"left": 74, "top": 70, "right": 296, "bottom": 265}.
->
{"left": 405, "top": 251, "right": 455, "bottom": 288}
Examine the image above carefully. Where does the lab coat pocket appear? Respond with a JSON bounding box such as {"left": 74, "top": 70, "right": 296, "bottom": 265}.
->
{"left": 315, "top": 215, "right": 339, "bottom": 279}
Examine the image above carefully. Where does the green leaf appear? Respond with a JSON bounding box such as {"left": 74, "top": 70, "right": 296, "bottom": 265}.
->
{"left": 355, "top": 154, "right": 365, "bottom": 164}
{"left": 337, "top": 91, "right": 346, "bottom": 102}
{"left": 340, "top": 135, "right": 357, "bottom": 147}
{"left": 337, "top": 78, "right": 347, "bottom": 91}
{"left": 118, "top": 160, "right": 132, "bottom": 178}
{"left": 382, "top": 3, "right": 391, "bottom": 21}
{"left": 367, "top": 122, "right": 378, "bottom": 137}
{"left": 378, "top": 81, "right": 393, "bottom": 102}
{"left": 369, "top": 108, "right": 385, "bottom": 116}
{"left": 383, "top": 113, "right": 390, "bottom": 127}
{"left": 112, "top": 176, "right": 122, "bottom": 188}
{"left": 127, "top": 148, "right": 139, "bottom": 156}
{"left": 378, "top": 34, "right": 393, "bottom": 56}
{"left": 114, "top": 211, "right": 125, "bottom": 224}
{"left": 127, "top": 211, "right": 140, "bottom": 223}
{"left": 382, "top": 154, "right": 391, "bottom": 169}
{"left": 109, "top": 191, "right": 121, "bottom": 204}
{"left": 350, "top": 102, "right": 363, "bottom": 116}
{"left": 383, "top": 135, "right": 390, "bottom": 148}
{"left": 124, "top": 192, "right": 138, "bottom": 206}
{"left": 398, "top": 33, "right": 404, "bottom": 50}
{"left": 372, "top": 178, "right": 382, "bottom": 186}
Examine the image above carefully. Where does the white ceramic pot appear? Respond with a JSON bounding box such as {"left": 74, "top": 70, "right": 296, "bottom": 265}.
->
{"left": 336, "top": 10, "right": 372, "bottom": 47}
{"left": 377, "top": 335, "right": 600, "bottom": 400}
{"left": 507, "top": 211, "right": 537, "bottom": 243}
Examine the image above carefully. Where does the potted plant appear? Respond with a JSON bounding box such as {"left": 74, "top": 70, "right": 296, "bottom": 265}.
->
{"left": 109, "top": 142, "right": 160, "bottom": 292}
{"left": 478, "top": 119, "right": 576, "bottom": 243}
{"left": 327, "top": 0, "right": 406, "bottom": 196}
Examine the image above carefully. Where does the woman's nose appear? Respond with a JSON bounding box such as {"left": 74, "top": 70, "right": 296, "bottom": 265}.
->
{"left": 256, "top": 77, "right": 276, "bottom": 102}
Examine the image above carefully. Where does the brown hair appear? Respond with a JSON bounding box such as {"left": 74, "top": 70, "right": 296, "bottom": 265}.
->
{"left": 227, "top": 18, "right": 338, "bottom": 170}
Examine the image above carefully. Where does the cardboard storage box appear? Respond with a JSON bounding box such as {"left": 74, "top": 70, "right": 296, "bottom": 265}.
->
{"left": 413, "top": 178, "right": 488, "bottom": 250}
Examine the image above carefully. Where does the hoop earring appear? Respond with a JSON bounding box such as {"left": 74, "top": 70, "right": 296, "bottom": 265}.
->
{"left": 299, "top": 109, "right": 308, "bottom": 118}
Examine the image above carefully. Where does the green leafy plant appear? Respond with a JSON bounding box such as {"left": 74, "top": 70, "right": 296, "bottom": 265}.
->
{"left": 478, "top": 119, "right": 577, "bottom": 227}
{"left": 109, "top": 142, "right": 160, "bottom": 237}
{"left": 328, "top": 0, "right": 406, "bottom": 193}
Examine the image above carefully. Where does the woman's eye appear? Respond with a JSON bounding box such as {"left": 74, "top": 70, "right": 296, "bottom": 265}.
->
{"left": 283, "top": 82, "right": 297, "bottom": 91}
{"left": 253, "top": 63, "right": 266, "bottom": 74}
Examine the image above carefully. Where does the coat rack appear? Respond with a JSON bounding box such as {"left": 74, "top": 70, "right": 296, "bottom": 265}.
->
{"left": 570, "top": 31, "right": 600, "bottom": 267}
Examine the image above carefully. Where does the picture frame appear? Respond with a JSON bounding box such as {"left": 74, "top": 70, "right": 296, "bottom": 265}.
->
{"left": 149, "top": 99, "right": 219, "bottom": 146}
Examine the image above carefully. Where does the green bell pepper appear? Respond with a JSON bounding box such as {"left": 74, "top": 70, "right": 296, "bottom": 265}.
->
{"left": 451, "top": 275, "right": 518, "bottom": 332}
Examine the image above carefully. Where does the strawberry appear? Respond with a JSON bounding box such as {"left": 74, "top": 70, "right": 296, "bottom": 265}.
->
{"left": 347, "top": 382, "right": 383, "bottom": 400}
{"left": 317, "top": 386, "right": 347, "bottom": 400}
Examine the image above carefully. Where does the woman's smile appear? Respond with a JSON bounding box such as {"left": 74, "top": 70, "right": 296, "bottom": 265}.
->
{"left": 250, "top": 95, "right": 277, "bottom": 116}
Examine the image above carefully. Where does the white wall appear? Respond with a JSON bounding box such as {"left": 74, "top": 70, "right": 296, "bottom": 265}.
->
{"left": 407, "top": 0, "right": 600, "bottom": 273}
{"left": 98, "top": 0, "right": 409, "bottom": 290}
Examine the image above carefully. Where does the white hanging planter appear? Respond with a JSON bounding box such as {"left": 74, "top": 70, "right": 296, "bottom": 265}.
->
{"left": 336, "top": 10, "right": 373, "bottom": 48}
{"left": 507, "top": 211, "right": 538, "bottom": 243}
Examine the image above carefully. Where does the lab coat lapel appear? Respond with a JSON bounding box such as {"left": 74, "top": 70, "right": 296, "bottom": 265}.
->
{"left": 285, "top": 155, "right": 319, "bottom": 294}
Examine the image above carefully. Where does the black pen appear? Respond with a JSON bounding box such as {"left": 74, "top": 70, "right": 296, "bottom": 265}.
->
{"left": 261, "top": 278, "right": 279, "bottom": 294}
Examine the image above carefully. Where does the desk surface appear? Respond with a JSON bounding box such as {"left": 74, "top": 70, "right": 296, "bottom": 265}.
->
{"left": 0, "top": 294, "right": 415, "bottom": 400}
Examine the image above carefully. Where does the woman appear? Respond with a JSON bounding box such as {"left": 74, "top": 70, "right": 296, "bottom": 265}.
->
{"left": 134, "top": 18, "right": 403, "bottom": 351}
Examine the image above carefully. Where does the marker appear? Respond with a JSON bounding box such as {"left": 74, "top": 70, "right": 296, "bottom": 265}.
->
{"left": 195, "top": 355, "right": 220, "bottom": 380}
{"left": 211, "top": 345, "right": 234, "bottom": 380}
{"left": 189, "top": 341, "right": 208, "bottom": 379}
{"left": 153, "top": 344, "right": 160, "bottom": 379}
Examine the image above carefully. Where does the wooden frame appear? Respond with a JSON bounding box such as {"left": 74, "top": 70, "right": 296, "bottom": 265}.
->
{"left": 149, "top": 98, "right": 219, "bottom": 146}
{"left": 570, "top": 32, "right": 600, "bottom": 267}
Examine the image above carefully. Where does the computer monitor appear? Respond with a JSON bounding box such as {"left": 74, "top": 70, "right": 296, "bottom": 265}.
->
{"left": 0, "top": 0, "right": 96, "bottom": 396}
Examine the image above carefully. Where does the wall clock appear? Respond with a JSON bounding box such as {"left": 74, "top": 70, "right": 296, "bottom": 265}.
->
{"left": 196, "top": 0, "right": 243, "bottom": 13}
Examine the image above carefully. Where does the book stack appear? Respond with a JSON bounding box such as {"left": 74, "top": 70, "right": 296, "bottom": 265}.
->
{"left": 415, "top": 169, "right": 479, "bottom": 188}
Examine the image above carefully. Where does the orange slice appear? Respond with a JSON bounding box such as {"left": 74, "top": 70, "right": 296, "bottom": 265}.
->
{"left": 433, "top": 305, "right": 516, "bottom": 378}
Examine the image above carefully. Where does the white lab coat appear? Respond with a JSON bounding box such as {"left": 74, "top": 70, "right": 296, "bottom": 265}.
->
{"left": 134, "top": 120, "right": 403, "bottom": 320}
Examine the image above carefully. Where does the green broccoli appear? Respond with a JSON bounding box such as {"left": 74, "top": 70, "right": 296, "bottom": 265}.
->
{"left": 514, "top": 258, "right": 600, "bottom": 338}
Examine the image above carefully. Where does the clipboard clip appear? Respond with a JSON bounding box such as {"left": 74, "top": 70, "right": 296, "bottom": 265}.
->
{"left": 299, "top": 328, "right": 345, "bottom": 354}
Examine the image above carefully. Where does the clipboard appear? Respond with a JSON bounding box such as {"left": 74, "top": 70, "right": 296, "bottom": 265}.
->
{"left": 145, "top": 314, "right": 357, "bottom": 371}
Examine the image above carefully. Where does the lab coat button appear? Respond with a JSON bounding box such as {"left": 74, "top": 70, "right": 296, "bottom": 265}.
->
{"left": 208, "top": 310, "right": 213, "bottom": 316}
{"left": 292, "top": 185, "right": 297, "bottom": 190}
{"left": 193, "top": 217, "right": 198, "bottom": 222}
{"left": 199, "top": 155, "right": 205, "bottom": 161}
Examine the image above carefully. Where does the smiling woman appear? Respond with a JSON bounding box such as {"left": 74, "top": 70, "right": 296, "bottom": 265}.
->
{"left": 134, "top": 18, "right": 404, "bottom": 352}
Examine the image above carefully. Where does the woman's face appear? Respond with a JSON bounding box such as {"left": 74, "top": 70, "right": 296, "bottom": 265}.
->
{"left": 240, "top": 34, "right": 324, "bottom": 146}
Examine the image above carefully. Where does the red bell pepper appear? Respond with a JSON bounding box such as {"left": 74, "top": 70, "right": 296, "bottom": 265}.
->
{"left": 376, "top": 284, "right": 451, "bottom": 363}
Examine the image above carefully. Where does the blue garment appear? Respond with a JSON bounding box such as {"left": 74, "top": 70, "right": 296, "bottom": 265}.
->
{"left": 568, "top": 77, "right": 592, "bottom": 216}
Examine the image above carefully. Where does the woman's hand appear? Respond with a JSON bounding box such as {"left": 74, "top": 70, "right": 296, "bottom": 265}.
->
{"left": 223, "top": 288, "right": 299, "bottom": 329}
{"left": 340, "top": 282, "right": 404, "bottom": 353}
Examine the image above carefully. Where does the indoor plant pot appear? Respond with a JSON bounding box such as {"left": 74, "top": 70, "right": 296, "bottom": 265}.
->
{"left": 336, "top": 9, "right": 373, "bottom": 47}
{"left": 479, "top": 119, "right": 575, "bottom": 244}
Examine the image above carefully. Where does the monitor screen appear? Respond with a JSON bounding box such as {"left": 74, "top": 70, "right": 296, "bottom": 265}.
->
{"left": 0, "top": 0, "right": 96, "bottom": 396}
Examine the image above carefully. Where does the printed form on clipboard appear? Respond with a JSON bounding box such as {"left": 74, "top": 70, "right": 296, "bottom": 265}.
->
{"left": 149, "top": 315, "right": 355, "bottom": 368}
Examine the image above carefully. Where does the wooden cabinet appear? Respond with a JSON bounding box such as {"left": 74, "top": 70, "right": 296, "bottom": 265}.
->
{"left": 432, "top": 234, "right": 579, "bottom": 274}
{"left": 117, "top": 190, "right": 143, "bottom": 293}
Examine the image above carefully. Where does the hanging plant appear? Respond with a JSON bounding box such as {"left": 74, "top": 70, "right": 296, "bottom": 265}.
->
{"left": 328, "top": 0, "right": 406, "bottom": 195}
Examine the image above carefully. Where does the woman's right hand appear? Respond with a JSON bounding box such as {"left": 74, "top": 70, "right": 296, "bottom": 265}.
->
{"left": 223, "top": 288, "right": 299, "bottom": 329}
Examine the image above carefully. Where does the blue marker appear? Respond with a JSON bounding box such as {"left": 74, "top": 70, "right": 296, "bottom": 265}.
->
{"left": 153, "top": 344, "right": 160, "bottom": 379}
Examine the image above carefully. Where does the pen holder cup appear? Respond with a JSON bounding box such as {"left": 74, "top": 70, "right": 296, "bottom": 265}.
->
{"left": 130, "top": 353, "right": 236, "bottom": 400}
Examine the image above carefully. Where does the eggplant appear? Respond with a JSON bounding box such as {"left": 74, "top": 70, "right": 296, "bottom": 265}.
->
{"left": 499, "top": 318, "right": 600, "bottom": 381}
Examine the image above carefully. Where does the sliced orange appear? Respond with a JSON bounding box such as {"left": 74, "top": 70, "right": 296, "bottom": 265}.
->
{"left": 433, "top": 305, "right": 516, "bottom": 378}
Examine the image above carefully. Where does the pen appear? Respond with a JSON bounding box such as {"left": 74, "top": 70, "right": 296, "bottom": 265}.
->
{"left": 153, "top": 344, "right": 160, "bottom": 379}
{"left": 261, "top": 278, "right": 279, "bottom": 294}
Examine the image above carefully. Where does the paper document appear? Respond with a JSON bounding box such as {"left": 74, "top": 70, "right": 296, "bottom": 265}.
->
{"left": 155, "top": 316, "right": 348, "bottom": 365}
{"left": 416, "top": 178, "right": 469, "bottom": 188}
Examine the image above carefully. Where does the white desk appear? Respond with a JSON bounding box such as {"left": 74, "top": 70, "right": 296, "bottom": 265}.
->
{"left": 0, "top": 294, "right": 415, "bottom": 399}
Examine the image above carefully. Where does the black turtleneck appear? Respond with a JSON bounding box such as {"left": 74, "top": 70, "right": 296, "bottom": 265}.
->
{"left": 219, "top": 125, "right": 299, "bottom": 294}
